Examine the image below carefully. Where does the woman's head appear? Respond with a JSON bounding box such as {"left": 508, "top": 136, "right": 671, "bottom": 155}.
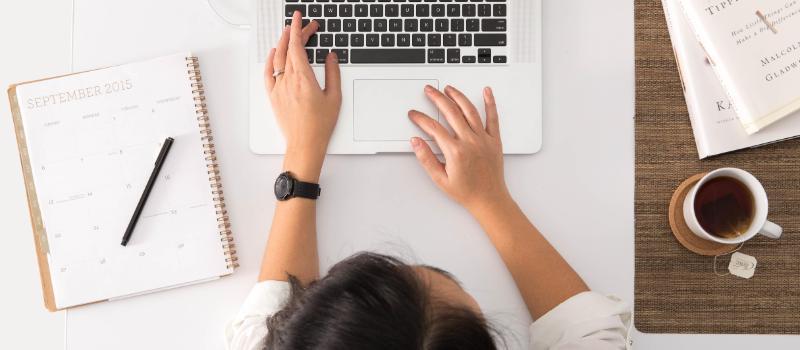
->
{"left": 265, "top": 253, "right": 498, "bottom": 350}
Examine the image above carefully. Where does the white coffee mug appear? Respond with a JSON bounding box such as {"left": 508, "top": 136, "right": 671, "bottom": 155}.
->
{"left": 683, "top": 168, "right": 782, "bottom": 244}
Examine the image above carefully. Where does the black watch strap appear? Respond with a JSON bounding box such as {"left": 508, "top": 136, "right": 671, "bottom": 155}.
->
{"left": 293, "top": 180, "right": 321, "bottom": 200}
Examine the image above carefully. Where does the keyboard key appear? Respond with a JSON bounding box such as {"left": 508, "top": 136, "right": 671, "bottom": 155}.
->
{"left": 370, "top": 4, "right": 383, "bottom": 17}
{"left": 412, "top": 34, "right": 426, "bottom": 47}
{"left": 420, "top": 19, "right": 434, "bottom": 32}
{"left": 335, "top": 34, "right": 349, "bottom": 46}
{"left": 416, "top": 4, "right": 430, "bottom": 17}
{"left": 389, "top": 19, "right": 403, "bottom": 32}
{"left": 466, "top": 18, "right": 480, "bottom": 31}
{"left": 401, "top": 4, "right": 414, "bottom": 17}
{"left": 381, "top": 33, "right": 395, "bottom": 46}
{"left": 493, "top": 55, "right": 507, "bottom": 64}
{"left": 428, "top": 49, "right": 445, "bottom": 63}
{"left": 481, "top": 19, "right": 506, "bottom": 32}
{"left": 324, "top": 5, "right": 337, "bottom": 17}
{"left": 343, "top": 19, "right": 357, "bottom": 31}
{"left": 474, "top": 34, "right": 506, "bottom": 46}
{"left": 428, "top": 33, "right": 441, "bottom": 46}
{"left": 386, "top": 4, "right": 399, "bottom": 17}
{"left": 451, "top": 18, "right": 464, "bottom": 32}
{"left": 314, "top": 19, "right": 326, "bottom": 32}
{"left": 458, "top": 33, "right": 472, "bottom": 46}
{"left": 447, "top": 49, "right": 460, "bottom": 63}
{"left": 432, "top": 4, "right": 445, "bottom": 17}
{"left": 462, "top": 55, "right": 476, "bottom": 63}
{"left": 352, "top": 33, "right": 365, "bottom": 47}
{"left": 339, "top": 4, "right": 353, "bottom": 17}
{"left": 328, "top": 19, "right": 342, "bottom": 31}
{"left": 355, "top": 4, "right": 368, "bottom": 17}
{"left": 478, "top": 48, "right": 491, "bottom": 63}
{"left": 306, "top": 34, "right": 319, "bottom": 47}
{"left": 462, "top": 4, "right": 476, "bottom": 17}
{"left": 447, "top": 4, "right": 460, "bottom": 17}
{"left": 493, "top": 4, "right": 506, "bottom": 17}
{"left": 366, "top": 34, "right": 380, "bottom": 47}
{"left": 397, "top": 34, "right": 411, "bottom": 47}
{"left": 405, "top": 19, "right": 419, "bottom": 32}
{"left": 320, "top": 34, "right": 334, "bottom": 47}
{"left": 285, "top": 5, "right": 305, "bottom": 17}
{"left": 375, "top": 19, "right": 388, "bottom": 32}
{"left": 306, "top": 49, "right": 314, "bottom": 64}
{"left": 443, "top": 33, "right": 457, "bottom": 46}
{"left": 316, "top": 49, "right": 329, "bottom": 64}
{"left": 309, "top": 5, "right": 322, "bottom": 17}
{"left": 351, "top": 49, "right": 426, "bottom": 63}
{"left": 358, "top": 19, "right": 372, "bottom": 31}
{"left": 435, "top": 19, "right": 449, "bottom": 32}
{"left": 478, "top": 4, "right": 491, "bottom": 17}
{"left": 332, "top": 49, "right": 349, "bottom": 63}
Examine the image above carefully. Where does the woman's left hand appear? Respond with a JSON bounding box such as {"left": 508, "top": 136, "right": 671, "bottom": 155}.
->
{"left": 266, "top": 11, "right": 342, "bottom": 182}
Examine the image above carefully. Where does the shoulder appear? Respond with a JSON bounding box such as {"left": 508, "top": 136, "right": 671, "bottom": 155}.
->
{"left": 529, "top": 292, "right": 630, "bottom": 350}
{"left": 225, "top": 281, "right": 292, "bottom": 350}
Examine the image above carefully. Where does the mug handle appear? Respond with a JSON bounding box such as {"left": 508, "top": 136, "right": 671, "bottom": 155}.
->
{"left": 759, "top": 220, "right": 783, "bottom": 239}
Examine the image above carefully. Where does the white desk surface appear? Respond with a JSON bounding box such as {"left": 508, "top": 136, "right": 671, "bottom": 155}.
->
{"left": 2, "top": 0, "right": 799, "bottom": 349}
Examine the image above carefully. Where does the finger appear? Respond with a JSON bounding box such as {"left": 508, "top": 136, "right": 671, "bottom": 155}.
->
{"left": 444, "top": 85, "right": 484, "bottom": 134}
{"left": 484, "top": 87, "right": 500, "bottom": 137}
{"left": 303, "top": 20, "right": 320, "bottom": 43}
{"left": 324, "top": 52, "right": 342, "bottom": 97}
{"left": 287, "top": 11, "right": 309, "bottom": 74}
{"left": 274, "top": 25, "right": 290, "bottom": 75}
{"left": 411, "top": 137, "right": 447, "bottom": 186}
{"left": 265, "top": 48, "right": 277, "bottom": 91}
{"left": 408, "top": 110, "right": 455, "bottom": 149}
{"left": 424, "top": 85, "right": 473, "bottom": 138}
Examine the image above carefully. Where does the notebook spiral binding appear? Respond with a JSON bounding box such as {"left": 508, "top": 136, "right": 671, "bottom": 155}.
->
{"left": 186, "top": 56, "right": 239, "bottom": 270}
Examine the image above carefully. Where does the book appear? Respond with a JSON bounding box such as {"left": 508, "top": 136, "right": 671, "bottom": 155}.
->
{"left": 7, "top": 53, "right": 237, "bottom": 311}
{"left": 663, "top": 0, "right": 800, "bottom": 158}
{"left": 679, "top": 0, "right": 800, "bottom": 134}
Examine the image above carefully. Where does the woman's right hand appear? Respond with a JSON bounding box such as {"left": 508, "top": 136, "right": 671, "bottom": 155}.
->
{"left": 409, "top": 85, "right": 512, "bottom": 214}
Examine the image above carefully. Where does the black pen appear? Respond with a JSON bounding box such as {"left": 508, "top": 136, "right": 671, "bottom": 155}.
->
{"left": 121, "top": 137, "right": 174, "bottom": 246}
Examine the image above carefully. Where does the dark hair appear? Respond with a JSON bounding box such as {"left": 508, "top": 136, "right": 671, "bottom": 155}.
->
{"left": 265, "top": 252, "right": 499, "bottom": 350}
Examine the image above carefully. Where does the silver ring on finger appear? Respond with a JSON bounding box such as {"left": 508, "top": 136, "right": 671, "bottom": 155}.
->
{"left": 273, "top": 68, "right": 286, "bottom": 78}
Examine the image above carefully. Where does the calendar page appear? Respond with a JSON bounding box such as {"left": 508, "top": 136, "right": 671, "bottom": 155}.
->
{"left": 14, "top": 54, "right": 231, "bottom": 309}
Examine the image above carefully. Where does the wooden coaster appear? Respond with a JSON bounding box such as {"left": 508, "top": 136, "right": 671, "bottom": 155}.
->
{"left": 668, "top": 173, "right": 738, "bottom": 256}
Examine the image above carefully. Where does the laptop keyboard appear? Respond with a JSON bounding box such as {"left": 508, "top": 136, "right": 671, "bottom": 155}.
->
{"left": 282, "top": 0, "right": 509, "bottom": 65}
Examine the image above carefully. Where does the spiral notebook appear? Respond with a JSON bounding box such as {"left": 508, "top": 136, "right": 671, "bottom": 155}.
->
{"left": 7, "top": 53, "right": 237, "bottom": 311}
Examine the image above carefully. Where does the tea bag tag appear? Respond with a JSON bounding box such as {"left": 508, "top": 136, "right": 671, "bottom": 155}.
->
{"left": 728, "top": 252, "right": 757, "bottom": 279}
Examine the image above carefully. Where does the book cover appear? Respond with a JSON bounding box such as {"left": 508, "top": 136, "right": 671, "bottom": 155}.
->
{"left": 679, "top": 0, "right": 800, "bottom": 134}
{"left": 664, "top": 0, "right": 800, "bottom": 158}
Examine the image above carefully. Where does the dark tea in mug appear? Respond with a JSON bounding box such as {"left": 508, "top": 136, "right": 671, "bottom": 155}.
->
{"left": 693, "top": 176, "right": 755, "bottom": 239}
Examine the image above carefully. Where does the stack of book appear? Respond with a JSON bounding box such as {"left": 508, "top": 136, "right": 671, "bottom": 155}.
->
{"left": 662, "top": 0, "right": 800, "bottom": 159}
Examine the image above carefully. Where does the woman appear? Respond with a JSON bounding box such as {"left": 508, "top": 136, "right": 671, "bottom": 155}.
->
{"left": 226, "top": 12, "right": 630, "bottom": 350}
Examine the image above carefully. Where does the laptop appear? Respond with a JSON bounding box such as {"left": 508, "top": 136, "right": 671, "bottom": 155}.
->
{"left": 249, "top": 0, "right": 542, "bottom": 154}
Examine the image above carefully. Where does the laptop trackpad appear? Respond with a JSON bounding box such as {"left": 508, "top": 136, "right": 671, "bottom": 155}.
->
{"left": 353, "top": 79, "right": 439, "bottom": 141}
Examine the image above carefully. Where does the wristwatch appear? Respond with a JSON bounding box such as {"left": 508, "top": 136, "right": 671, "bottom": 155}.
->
{"left": 274, "top": 172, "right": 321, "bottom": 201}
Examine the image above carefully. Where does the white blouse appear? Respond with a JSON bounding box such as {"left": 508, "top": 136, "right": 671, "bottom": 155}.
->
{"left": 225, "top": 281, "right": 631, "bottom": 350}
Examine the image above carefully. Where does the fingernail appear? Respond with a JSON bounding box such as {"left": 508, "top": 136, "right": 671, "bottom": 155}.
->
{"left": 410, "top": 138, "right": 420, "bottom": 148}
{"left": 424, "top": 85, "right": 435, "bottom": 93}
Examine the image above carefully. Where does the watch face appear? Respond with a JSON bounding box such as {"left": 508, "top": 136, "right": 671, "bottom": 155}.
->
{"left": 274, "top": 174, "right": 293, "bottom": 200}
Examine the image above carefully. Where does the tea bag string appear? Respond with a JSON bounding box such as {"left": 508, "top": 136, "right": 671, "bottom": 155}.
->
{"left": 713, "top": 243, "right": 745, "bottom": 277}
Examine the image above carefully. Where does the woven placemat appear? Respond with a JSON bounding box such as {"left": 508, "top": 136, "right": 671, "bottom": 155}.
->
{"left": 635, "top": 1, "right": 800, "bottom": 334}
